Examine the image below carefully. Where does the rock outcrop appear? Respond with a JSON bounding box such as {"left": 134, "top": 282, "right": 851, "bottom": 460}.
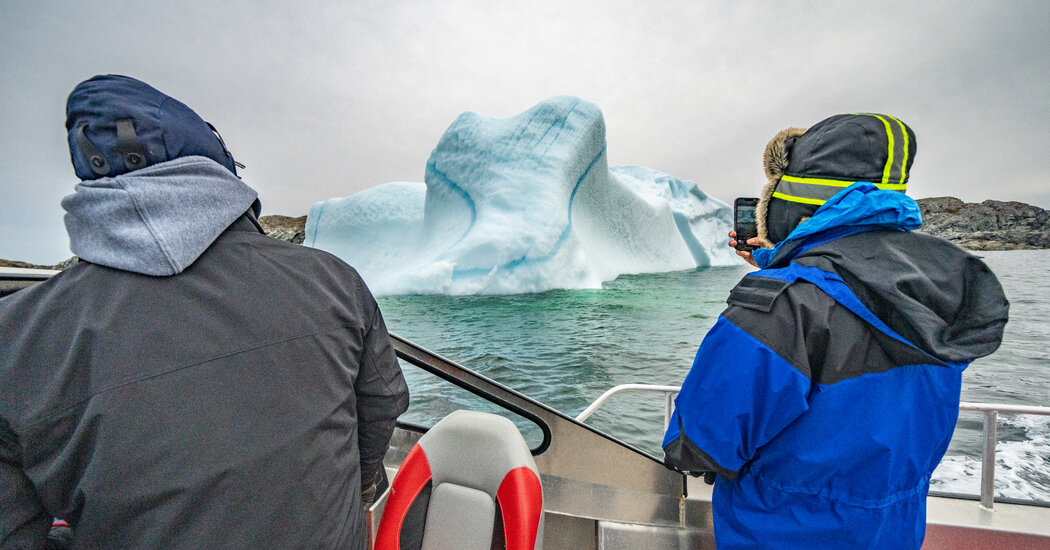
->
{"left": 0, "top": 259, "right": 51, "bottom": 269}
{"left": 916, "top": 197, "right": 1050, "bottom": 250}
{"left": 259, "top": 215, "right": 306, "bottom": 244}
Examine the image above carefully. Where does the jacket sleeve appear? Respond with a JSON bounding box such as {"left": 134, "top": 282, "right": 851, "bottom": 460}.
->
{"left": 662, "top": 315, "right": 811, "bottom": 480}
{"left": 0, "top": 420, "right": 50, "bottom": 548}
{"left": 355, "top": 301, "right": 410, "bottom": 504}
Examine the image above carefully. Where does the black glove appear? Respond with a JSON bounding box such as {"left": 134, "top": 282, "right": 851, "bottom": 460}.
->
{"left": 361, "top": 462, "right": 390, "bottom": 509}
{"left": 663, "top": 459, "right": 718, "bottom": 485}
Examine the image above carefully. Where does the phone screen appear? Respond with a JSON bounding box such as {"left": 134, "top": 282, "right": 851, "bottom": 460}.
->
{"left": 734, "top": 198, "right": 759, "bottom": 251}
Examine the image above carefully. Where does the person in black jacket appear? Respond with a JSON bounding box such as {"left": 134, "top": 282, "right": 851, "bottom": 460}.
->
{"left": 0, "top": 74, "right": 409, "bottom": 549}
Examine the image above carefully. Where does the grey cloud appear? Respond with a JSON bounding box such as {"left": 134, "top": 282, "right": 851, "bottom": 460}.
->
{"left": 2, "top": 0, "right": 1048, "bottom": 264}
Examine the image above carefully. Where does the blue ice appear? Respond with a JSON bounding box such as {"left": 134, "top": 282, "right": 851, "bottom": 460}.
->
{"left": 305, "top": 96, "right": 738, "bottom": 295}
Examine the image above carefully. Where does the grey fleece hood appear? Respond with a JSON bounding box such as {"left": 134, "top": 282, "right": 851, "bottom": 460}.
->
{"left": 61, "top": 156, "right": 259, "bottom": 276}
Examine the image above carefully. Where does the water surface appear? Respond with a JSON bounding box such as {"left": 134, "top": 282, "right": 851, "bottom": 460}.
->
{"left": 378, "top": 249, "right": 1050, "bottom": 502}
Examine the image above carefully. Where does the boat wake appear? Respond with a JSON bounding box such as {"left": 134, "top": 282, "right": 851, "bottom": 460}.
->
{"left": 932, "top": 414, "right": 1050, "bottom": 502}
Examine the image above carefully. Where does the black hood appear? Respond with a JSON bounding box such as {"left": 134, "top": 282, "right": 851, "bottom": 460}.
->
{"left": 757, "top": 114, "right": 917, "bottom": 246}
{"left": 796, "top": 230, "right": 1008, "bottom": 362}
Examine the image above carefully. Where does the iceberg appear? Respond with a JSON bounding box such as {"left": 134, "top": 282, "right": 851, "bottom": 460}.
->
{"left": 305, "top": 96, "right": 739, "bottom": 295}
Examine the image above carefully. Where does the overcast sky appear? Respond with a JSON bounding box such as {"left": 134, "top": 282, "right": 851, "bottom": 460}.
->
{"left": 2, "top": 1, "right": 1048, "bottom": 264}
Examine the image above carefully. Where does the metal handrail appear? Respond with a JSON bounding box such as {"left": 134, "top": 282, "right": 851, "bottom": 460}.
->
{"left": 958, "top": 401, "right": 1050, "bottom": 509}
{"left": 575, "top": 384, "right": 680, "bottom": 426}
{"left": 577, "top": 384, "right": 1050, "bottom": 510}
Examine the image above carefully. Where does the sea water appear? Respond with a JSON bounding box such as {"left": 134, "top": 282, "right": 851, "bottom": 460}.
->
{"left": 376, "top": 248, "right": 1050, "bottom": 503}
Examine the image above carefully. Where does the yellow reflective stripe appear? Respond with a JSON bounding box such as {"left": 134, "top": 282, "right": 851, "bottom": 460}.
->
{"left": 886, "top": 114, "right": 910, "bottom": 184}
{"left": 781, "top": 175, "right": 853, "bottom": 187}
{"left": 772, "top": 191, "right": 827, "bottom": 205}
{"left": 867, "top": 114, "right": 895, "bottom": 185}
{"left": 782, "top": 174, "right": 907, "bottom": 191}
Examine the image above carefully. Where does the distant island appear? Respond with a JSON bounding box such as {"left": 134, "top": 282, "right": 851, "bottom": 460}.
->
{"left": 2, "top": 198, "right": 1047, "bottom": 270}
{"left": 914, "top": 197, "right": 1049, "bottom": 250}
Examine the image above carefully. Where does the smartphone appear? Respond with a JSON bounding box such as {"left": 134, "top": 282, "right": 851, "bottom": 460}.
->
{"left": 734, "top": 197, "right": 759, "bottom": 251}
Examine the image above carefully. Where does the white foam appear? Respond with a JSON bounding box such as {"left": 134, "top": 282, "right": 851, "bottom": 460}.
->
{"left": 932, "top": 415, "right": 1050, "bottom": 502}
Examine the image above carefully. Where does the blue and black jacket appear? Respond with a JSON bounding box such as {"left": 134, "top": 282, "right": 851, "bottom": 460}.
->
{"left": 663, "top": 183, "right": 1009, "bottom": 549}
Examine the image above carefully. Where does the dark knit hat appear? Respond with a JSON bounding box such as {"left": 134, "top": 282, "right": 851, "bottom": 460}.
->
{"left": 66, "top": 74, "right": 238, "bottom": 180}
{"left": 757, "top": 113, "right": 916, "bottom": 245}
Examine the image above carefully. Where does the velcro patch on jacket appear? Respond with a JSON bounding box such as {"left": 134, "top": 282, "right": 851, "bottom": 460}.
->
{"left": 727, "top": 275, "right": 791, "bottom": 312}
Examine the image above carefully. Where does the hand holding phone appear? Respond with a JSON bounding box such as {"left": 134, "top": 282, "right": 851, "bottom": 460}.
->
{"left": 734, "top": 198, "right": 759, "bottom": 251}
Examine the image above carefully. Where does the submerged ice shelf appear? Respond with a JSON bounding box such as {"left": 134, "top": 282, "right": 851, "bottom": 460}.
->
{"left": 306, "top": 96, "right": 739, "bottom": 295}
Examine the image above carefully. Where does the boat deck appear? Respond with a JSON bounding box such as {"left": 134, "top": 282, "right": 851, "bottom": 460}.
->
{"left": 371, "top": 334, "right": 1050, "bottom": 549}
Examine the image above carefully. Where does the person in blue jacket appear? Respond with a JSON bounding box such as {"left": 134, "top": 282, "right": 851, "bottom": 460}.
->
{"left": 662, "top": 114, "right": 1009, "bottom": 549}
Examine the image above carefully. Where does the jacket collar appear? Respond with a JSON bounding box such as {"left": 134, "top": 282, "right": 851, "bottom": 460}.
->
{"left": 752, "top": 182, "right": 922, "bottom": 268}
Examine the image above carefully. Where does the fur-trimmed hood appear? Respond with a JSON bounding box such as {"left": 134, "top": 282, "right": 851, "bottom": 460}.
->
{"left": 757, "top": 127, "right": 806, "bottom": 247}
{"left": 755, "top": 114, "right": 916, "bottom": 247}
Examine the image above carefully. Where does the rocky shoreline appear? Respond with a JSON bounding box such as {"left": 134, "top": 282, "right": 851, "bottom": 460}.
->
{"left": 2, "top": 199, "right": 1047, "bottom": 270}
{"left": 915, "top": 197, "right": 1050, "bottom": 251}
{"left": 258, "top": 215, "right": 307, "bottom": 245}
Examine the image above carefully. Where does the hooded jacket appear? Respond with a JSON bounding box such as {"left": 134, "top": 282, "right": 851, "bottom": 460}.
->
{"left": 1, "top": 83, "right": 409, "bottom": 547}
{"left": 663, "top": 183, "right": 1008, "bottom": 549}
{"left": 61, "top": 155, "right": 259, "bottom": 276}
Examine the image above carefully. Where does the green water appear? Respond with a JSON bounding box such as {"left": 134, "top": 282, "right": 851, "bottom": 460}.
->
{"left": 377, "top": 264, "right": 752, "bottom": 455}
{"left": 376, "top": 251, "right": 1050, "bottom": 500}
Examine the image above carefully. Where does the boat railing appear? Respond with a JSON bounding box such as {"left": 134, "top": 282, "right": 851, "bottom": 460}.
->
{"left": 576, "top": 383, "right": 1050, "bottom": 510}
{"left": 958, "top": 401, "right": 1050, "bottom": 509}
{"left": 575, "top": 384, "right": 681, "bottom": 427}
{"left": 0, "top": 266, "right": 61, "bottom": 298}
